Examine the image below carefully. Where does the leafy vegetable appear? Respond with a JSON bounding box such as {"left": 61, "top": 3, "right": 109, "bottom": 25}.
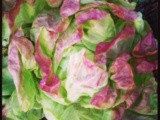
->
{"left": 3, "top": 0, "right": 157, "bottom": 119}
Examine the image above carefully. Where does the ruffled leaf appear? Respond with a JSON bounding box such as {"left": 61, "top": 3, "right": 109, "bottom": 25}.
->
{"left": 91, "top": 85, "right": 117, "bottom": 109}
{"left": 79, "top": 10, "right": 116, "bottom": 51}
{"left": 132, "top": 32, "right": 158, "bottom": 58}
{"left": 8, "top": 42, "right": 36, "bottom": 112}
{"left": 107, "top": 3, "right": 138, "bottom": 21}
{"left": 109, "top": 53, "right": 135, "bottom": 90}
{"left": 54, "top": 22, "right": 83, "bottom": 71}
{"left": 76, "top": 8, "right": 107, "bottom": 24}
{"left": 130, "top": 78, "right": 157, "bottom": 115}
{"left": 12, "top": 36, "right": 36, "bottom": 70}
{"left": 7, "top": 0, "right": 23, "bottom": 30}
{"left": 134, "top": 59, "right": 157, "bottom": 74}
{"left": 95, "top": 24, "right": 135, "bottom": 69}
{"left": 39, "top": 28, "right": 58, "bottom": 57}
{"left": 65, "top": 49, "right": 108, "bottom": 102}
{"left": 32, "top": 10, "right": 70, "bottom": 33}
{"left": 35, "top": 37, "right": 61, "bottom": 94}
{"left": 4, "top": 91, "right": 43, "bottom": 120}
{"left": 60, "top": 0, "right": 80, "bottom": 19}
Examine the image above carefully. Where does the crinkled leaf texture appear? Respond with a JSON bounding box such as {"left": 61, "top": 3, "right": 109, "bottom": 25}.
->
{"left": 4, "top": 0, "right": 158, "bottom": 119}
{"left": 60, "top": 0, "right": 80, "bottom": 19}
{"left": 65, "top": 49, "right": 108, "bottom": 103}
{"left": 8, "top": 30, "right": 37, "bottom": 112}
{"left": 129, "top": 77, "right": 157, "bottom": 115}
{"left": 95, "top": 24, "right": 135, "bottom": 70}
{"left": 132, "top": 32, "right": 158, "bottom": 58}
{"left": 40, "top": 91, "right": 126, "bottom": 120}
{"left": 78, "top": 9, "right": 116, "bottom": 51}
{"left": 4, "top": 91, "right": 43, "bottom": 120}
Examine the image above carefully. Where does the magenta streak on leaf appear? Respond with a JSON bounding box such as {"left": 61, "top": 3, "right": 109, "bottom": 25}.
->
{"left": 8, "top": 29, "right": 37, "bottom": 105}
{"left": 13, "top": 37, "right": 34, "bottom": 56}
{"left": 47, "top": 32, "right": 59, "bottom": 52}
{"left": 7, "top": 28, "right": 29, "bottom": 89}
{"left": 32, "top": 12, "right": 70, "bottom": 33}
{"left": 143, "top": 78, "right": 157, "bottom": 94}
{"left": 8, "top": 43, "right": 22, "bottom": 91}
{"left": 82, "top": 56, "right": 107, "bottom": 87}
{"left": 39, "top": 73, "right": 61, "bottom": 94}
{"left": 109, "top": 53, "right": 135, "bottom": 90}
{"left": 135, "top": 59, "right": 157, "bottom": 74}
{"left": 107, "top": 3, "right": 138, "bottom": 21}
{"left": 35, "top": 38, "right": 61, "bottom": 94}
{"left": 116, "top": 53, "right": 131, "bottom": 61}
{"left": 35, "top": 39, "right": 52, "bottom": 74}
{"left": 91, "top": 86, "right": 117, "bottom": 109}
{"left": 11, "top": 33, "right": 37, "bottom": 70}
{"left": 60, "top": 0, "right": 80, "bottom": 19}
{"left": 8, "top": 42, "right": 23, "bottom": 105}
{"left": 131, "top": 78, "right": 157, "bottom": 114}
{"left": 132, "top": 93, "right": 150, "bottom": 112}
{"left": 65, "top": 50, "right": 108, "bottom": 102}
{"left": 132, "top": 32, "right": 158, "bottom": 58}
{"left": 54, "top": 27, "right": 83, "bottom": 70}
{"left": 80, "top": 2, "right": 104, "bottom": 11}
{"left": 113, "top": 105, "right": 125, "bottom": 120}
{"left": 95, "top": 24, "right": 135, "bottom": 69}
{"left": 125, "top": 88, "right": 142, "bottom": 109}
{"left": 76, "top": 9, "right": 107, "bottom": 24}
{"left": 8, "top": 0, "right": 23, "bottom": 30}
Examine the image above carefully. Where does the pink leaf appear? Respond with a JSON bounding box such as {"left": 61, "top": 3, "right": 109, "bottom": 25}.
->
{"left": 76, "top": 9, "right": 107, "bottom": 24}
{"left": 91, "top": 86, "right": 117, "bottom": 109}
{"left": 60, "top": 0, "right": 80, "bottom": 19}
{"left": 54, "top": 26, "right": 83, "bottom": 70}
{"left": 66, "top": 50, "right": 108, "bottom": 102}
{"left": 132, "top": 32, "right": 158, "bottom": 58}
{"left": 125, "top": 88, "right": 142, "bottom": 109}
{"left": 109, "top": 53, "right": 135, "bottom": 90}
{"left": 8, "top": 0, "right": 23, "bottom": 30}
{"left": 95, "top": 24, "right": 135, "bottom": 69}
{"left": 32, "top": 11, "right": 70, "bottom": 33}
{"left": 134, "top": 59, "right": 157, "bottom": 74}
{"left": 35, "top": 38, "right": 61, "bottom": 94}
{"left": 107, "top": 3, "right": 138, "bottom": 21}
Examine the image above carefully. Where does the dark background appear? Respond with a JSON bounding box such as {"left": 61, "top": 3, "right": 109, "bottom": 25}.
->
{"left": 132, "top": 0, "right": 158, "bottom": 39}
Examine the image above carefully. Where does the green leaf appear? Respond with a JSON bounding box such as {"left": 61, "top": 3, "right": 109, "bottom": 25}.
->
{"left": 15, "top": 0, "right": 52, "bottom": 29}
{"left": 5, "top": 91, "right": 43, "bottom": 120}
{"left": 123, "top": 110, "right": 157, "bottom": 120}
{"left": 2, "top": 96, "right": 11, "bottom": 105}
{"left": 18, "top": 68, "right": 37, "bottom": 112}
{"left": 110, "top": 0, "right": 136, "bottom": 10}
{"left": 61, "top": 106, "right": 79, "bottom": 120}
{"left": 2, "top": 15, "right": 11, "bottom": 47}
{"left": 82, "top": 14, "right": 116, "bottom": 51}
{"left": 39, "top": 27, "right": 58, "bottom": 57}
{"left": 134, "top": 73, "right": 152, "bottom": 87}
{"left": 2, "top": 56, "right": 8, "bottom": 68}
{"left": 40, "top": 91, "right": 66, "bottom": 120}
{"left": 2, "top": 68, "right": 15, "bottom": 96}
